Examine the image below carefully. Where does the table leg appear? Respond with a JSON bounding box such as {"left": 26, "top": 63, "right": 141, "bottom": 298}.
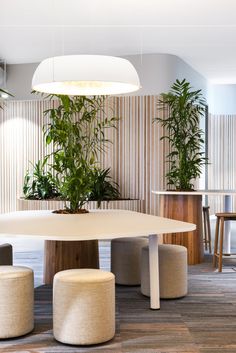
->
{"left": 44, "top": 240, "right": 99, "bottom": 285}
{"left": 224, "top": 195, "right": 232, "bottom": 254}
{"left": 148, "top": 234, "right": 160, "bottom": 310}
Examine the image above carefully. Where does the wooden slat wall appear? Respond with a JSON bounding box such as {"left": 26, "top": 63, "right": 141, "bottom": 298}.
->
{"left": 208, "top": 114, "right": 236, "bottom": 213}
{"left": 0, "top": 96, "right": 167, "bottom": 215}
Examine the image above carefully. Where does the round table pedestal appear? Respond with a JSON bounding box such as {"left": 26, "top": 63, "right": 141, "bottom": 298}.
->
{"left": 160, "top": 194, "right": 204, "bottom": 265}
{"left": 44, "top": 240, "right": 99, "bottom": 284}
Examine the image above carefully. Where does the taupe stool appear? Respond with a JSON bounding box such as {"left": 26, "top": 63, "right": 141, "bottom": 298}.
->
{"left": 0, "top": 266, "right": 34, "bottom": 339}
{"left": 202, "top": 206, "right": 212, "bottom": 253}
{"left": 0, "top": 243, "right": 13, "bottom": 265}
{"left": 141, "top": 244, "right": 187, "bottom": 299}
{"left": 213, "top": 212, "right": 236, "bottom": 272}
{"left": 53, "top": 269, "right": 115, "bottom": 345}
{"left": 111, "top": 237, "right": 148, "bottom": 285}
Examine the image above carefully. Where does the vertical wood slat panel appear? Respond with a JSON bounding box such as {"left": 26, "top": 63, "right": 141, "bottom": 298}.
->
{"left": 0, "top": 96, "right": 166, "bottom": 216}
{"left": 208, "top": 114, "right": 236, "bottom": 214}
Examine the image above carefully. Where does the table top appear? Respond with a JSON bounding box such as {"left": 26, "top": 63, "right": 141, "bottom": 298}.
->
{"left": 152, "top": 190, "right": 236, "bottom": 196}
{"left": 0, "top": 209, "right": 196, "bottom": 241}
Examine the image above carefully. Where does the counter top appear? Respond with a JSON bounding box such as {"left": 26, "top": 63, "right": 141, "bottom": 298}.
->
{"left": 152, "top": 190, "right": 236, "bottom": 196}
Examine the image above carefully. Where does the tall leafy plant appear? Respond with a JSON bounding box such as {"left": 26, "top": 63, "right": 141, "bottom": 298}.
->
{"left": 155, "top": 79, "right": 207, "bottom": 190}
{"left": 44, "top": 95, "right": 117, "bottom": 212}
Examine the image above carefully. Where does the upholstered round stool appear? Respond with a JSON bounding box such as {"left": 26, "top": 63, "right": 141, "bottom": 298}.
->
{"left": 0, "top": 266, "right": 34, "bottom": 339}
{"left": 53, "top": 269, "right": 115, "bottom": 345}
{"left": 141, "top": 244, "right": 187, "bottom": 299}
{"left": 111, "top": 237, "right": 148, "bottom": 285}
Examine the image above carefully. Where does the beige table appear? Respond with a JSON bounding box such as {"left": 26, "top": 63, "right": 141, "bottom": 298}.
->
{"left": 0, "top": 209, "right": 195, "bottom": 310}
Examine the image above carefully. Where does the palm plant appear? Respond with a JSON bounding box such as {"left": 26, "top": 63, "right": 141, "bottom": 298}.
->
{"left": 23, "top": 157, "right": 59, "bottom": 200}
{"left": 89, "top": 167, "right": 120, "bottom": 207}
{"left": 44, "top": 95, "right": 117, "bottom": 212}
{"left": 155, "top": 79, "right": 207, "bottom": 190}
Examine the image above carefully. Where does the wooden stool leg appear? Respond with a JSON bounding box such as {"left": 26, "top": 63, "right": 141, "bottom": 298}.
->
{"left": 203, "top": 210, "right": 208, "bottom": 251}
{"left": 213, "top": 216, "right": 220, "bottom": 267}
{"left": 206, "top": 208, "right": 212, "bottom": 253}
{"left": 218, "top": 217, "right": 224, "bottom": 272}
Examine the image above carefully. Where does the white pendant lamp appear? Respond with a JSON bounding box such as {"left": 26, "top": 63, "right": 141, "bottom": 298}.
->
{"left": 32, "top": 55, "right": 141, "bottom": 96}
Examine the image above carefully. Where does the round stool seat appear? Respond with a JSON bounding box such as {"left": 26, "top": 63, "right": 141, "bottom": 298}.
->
{"left": 141, "top": 244, "right": 187, "bottom": 299}
{"left": 53, "top": 269, "right": 115, "bottom": 345}
{"left": 0, "top": 266, "right": 34, "bottom": 339}
{"left": 111, "top": 237, "right": 148, "bottom": 285}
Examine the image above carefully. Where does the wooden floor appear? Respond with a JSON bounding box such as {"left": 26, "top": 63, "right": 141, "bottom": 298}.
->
{"left": 1, "top": 243, "right": 236, "bottom": 352}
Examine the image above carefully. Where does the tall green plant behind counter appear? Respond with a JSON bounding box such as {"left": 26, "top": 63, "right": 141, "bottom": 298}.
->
{"left": 155, "top": 79, "right": 207, "bottom": 191}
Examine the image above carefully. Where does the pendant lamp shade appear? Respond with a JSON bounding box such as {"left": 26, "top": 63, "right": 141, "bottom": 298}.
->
{"left": 32, "top": 55, "right": 141, "bottom": 96}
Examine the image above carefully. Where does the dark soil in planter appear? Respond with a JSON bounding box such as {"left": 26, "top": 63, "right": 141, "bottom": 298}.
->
{"left": 52, "top": 209, "right": 89, "bottom": 214}
{"left": 166, "top": 189, "right": 195, "bottom": 192}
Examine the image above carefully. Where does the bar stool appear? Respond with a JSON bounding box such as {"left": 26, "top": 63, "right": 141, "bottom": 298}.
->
{"left": 213, "top": 212, "right": 236, "bottom": 272}
{"left": 202, "top": 206, "right": 211, "bottom": 253}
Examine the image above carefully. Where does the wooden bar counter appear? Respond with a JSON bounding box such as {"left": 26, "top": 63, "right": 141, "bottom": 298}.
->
{"left": 153, "top": 191, "right": 204, "bottom": 265}
{"left": 153, "top": 189, "right": 236, "bottom": 264}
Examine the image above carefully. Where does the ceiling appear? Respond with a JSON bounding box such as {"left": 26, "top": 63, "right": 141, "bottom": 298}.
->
{"left": 1, "top": 0, "right": 236, "bottom": 83}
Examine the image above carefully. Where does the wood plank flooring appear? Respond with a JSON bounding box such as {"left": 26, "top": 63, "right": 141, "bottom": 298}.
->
{"left": 1, "top": 242, "right": 236, "bottom": 352}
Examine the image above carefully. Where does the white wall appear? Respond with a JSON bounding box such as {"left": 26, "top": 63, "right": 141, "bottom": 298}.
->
{"left": 175, "top": 56, "right": 207, "bottom": 97}
{"left": 208, "top": 84, "right": 236, "bottom": 114}
{"left": 124, "top": 53, "right": 207, "bottom": 97}
{"left": 6, "top": 54, "right": 207, "bottom": 100}
{"left": 6, "top": 63, "right": 38, "bottom": 100}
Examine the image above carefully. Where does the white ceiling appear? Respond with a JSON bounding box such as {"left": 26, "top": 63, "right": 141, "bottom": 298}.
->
{"left": 1, "top": 0, "right": 236, "bottom": 83}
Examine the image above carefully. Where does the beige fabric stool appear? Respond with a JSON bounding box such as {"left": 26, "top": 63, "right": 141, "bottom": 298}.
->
{"left": 141, "top": 244, "right": 187, "bottom": 299}
{"left": 53, "top": 269, "right": 115, "bottom": 345}
{"left": 111, "top": 237, "right": 148, "bottom": 285}
{"left": 0, "top": 243, "right": 13, "bottom": 265}
{"left": 0, "top": 266, "right": 34, "bottom": 339}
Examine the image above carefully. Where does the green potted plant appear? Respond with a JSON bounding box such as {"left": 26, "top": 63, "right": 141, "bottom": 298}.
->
{"left": 154, "top": 79, "right": 208, "bottom": 265}
{"left": 42, "top": 94, "right": 117, "bottom": 213}
{"left": 23, "top": 94, "right": 121, "bottom": 210}
{"left": 22, "top": 94, "right": 120, "bottom": 282}
{"left": 23, "top": 162, "right": 120, "bottom": 207}
{"left": 155, "top": 79, "right": 207, "bottom": 190}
